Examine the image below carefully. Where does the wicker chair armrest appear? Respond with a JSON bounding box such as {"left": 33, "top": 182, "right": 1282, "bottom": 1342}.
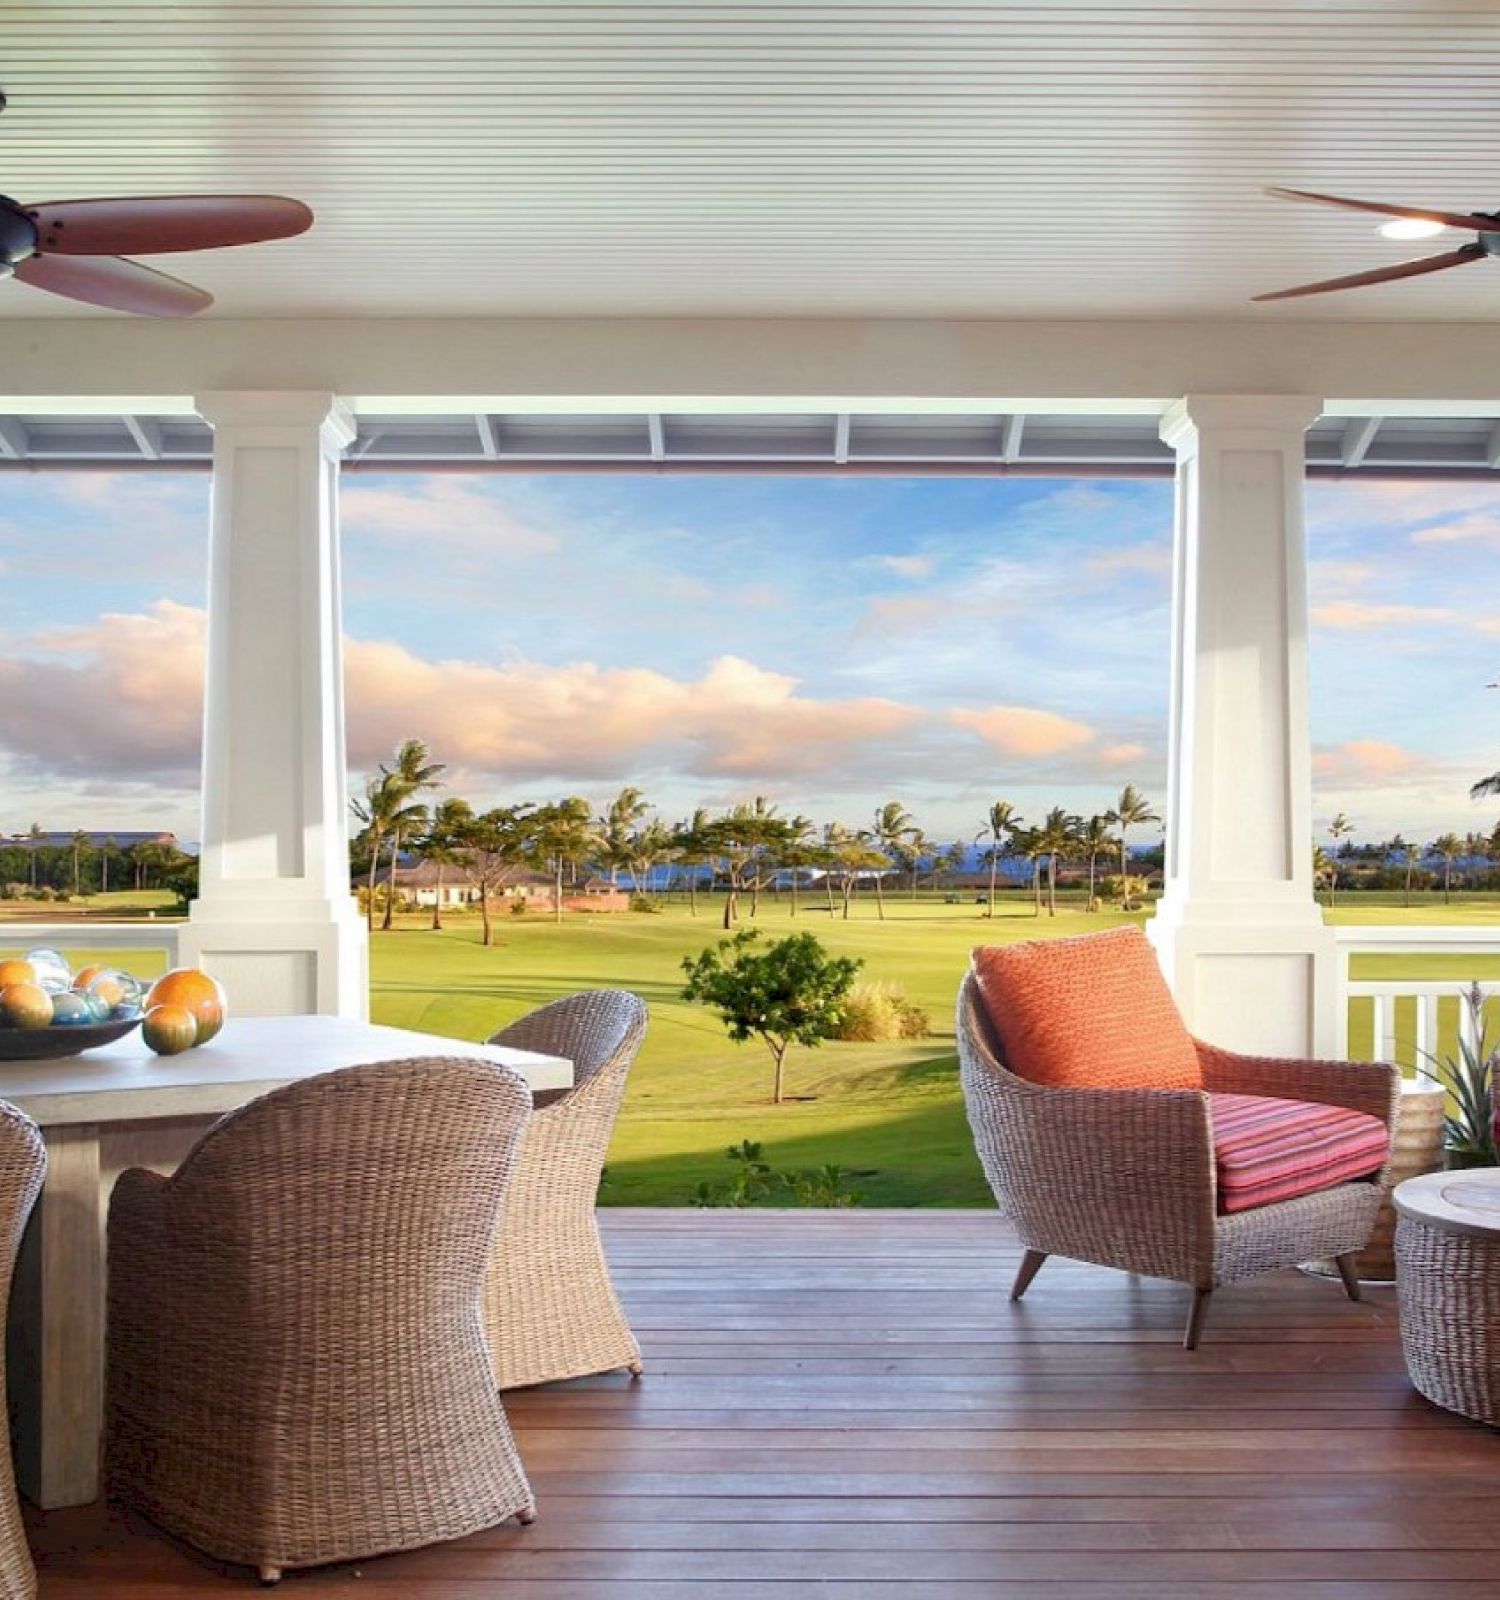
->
{"left": 1195, "top": 1042, "right": 1399, "bottom": 1128}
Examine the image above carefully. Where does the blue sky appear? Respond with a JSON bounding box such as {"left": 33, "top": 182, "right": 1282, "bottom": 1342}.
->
{"left": 0, "top": 467, "right": 1495, "bottom": 846}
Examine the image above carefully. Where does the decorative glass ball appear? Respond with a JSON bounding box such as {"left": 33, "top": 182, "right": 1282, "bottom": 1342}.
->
{"left": 26, "top": 948, "right": 73, "bottom": 995}
{"left": 84, "top": 968, "right": 144, "bottom": 1015}
{"left": 50, "top": 991, "right": 91, "bottom": 1027}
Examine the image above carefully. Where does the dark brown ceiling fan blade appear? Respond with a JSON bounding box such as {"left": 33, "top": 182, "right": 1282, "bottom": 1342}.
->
{"left": 1266, "top": 186, "right": 1498, "bottom": 233}
{"left": 1252, "top": 247, "right": 1484, "bottom": 302}
{"left": 13, "top": 253, "right": 213, "bottom": 316}
{"left": 20, "top": 195, "right": 312, "bottom": 256}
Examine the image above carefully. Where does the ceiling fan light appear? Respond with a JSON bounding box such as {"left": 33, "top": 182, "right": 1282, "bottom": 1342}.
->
{"left": 1378, "top": 217, "right": 1448, "bottom": 241}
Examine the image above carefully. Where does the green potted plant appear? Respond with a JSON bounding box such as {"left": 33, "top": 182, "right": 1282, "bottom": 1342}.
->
{"left": 1418, "top": 983, "right": 1498, "bottom": 1170}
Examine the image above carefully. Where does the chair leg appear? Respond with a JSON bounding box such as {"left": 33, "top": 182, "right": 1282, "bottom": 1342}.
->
{"left": 257, "top": 1566, "right": 283, "bottom": 1586}
{"left": 1010, "top": 1249, "right": 1048, "bottom": 1302}
{"left": 517, "top": 1504, "right": 537, "bottom": 1526}
{"left": 1183, "top": 1286, "right": 1212, "bottom": 1351}
{"left": 1333, "top": 1252, "right": 1362, "bottom": 1302}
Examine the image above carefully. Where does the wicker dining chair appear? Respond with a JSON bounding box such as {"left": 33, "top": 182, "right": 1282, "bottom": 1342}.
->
{"left": 106, "top": 1057, "right": 536, "bottom": 1585}
{"left": 0, "top": 1104, "right": 46, "bottom": 1600}
{"left": 958, "top": 931, "right": 1400, "bottom": 1349}
{"left": 484, "top": 989, "right": 648, "bottom": 1389}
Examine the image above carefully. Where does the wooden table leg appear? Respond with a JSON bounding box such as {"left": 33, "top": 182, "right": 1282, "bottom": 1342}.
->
{"left": 6, "top": 1118, "right": 213, "bottom": 1509}
{"left": 7, "top": 1125, "right": 103, "bottom": 1509}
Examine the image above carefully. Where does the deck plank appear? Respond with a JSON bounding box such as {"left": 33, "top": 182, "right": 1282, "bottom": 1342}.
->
{"left": 26, "top": 1207, "right": 1500, "bottom": 1595}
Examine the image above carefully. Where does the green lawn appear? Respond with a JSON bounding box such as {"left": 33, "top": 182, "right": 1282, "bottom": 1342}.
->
{"left": 366, "top": 895, "right": 1150, "bottom": 1207}
{"left": 7, "top": 890, "right": 1499, "bottom": 1207}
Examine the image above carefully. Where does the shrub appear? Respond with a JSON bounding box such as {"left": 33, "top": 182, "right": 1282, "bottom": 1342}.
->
{"left": 834, "top": 981, "right": 930, "bottom": 1042}
{"left": 629, "top": 892, "right": 660, "bottom": 913}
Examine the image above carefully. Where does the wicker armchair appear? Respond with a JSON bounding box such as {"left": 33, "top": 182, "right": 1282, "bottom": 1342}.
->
{"left": 106, "top": 1057, "right": 536, "bottom": 1585}
{"left": 484, "top": 990, "right": 647, "bottom": 1388}
{"left": 0, "top": 1105, "right": 45, "bottom": 1600}
{"left": 958, "top": 973, "right": 1400, "bottom": 1348}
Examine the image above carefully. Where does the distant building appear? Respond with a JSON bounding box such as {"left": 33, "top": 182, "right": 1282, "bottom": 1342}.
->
{"left": 9, "top": 830, "right": 178, "bottom": 852}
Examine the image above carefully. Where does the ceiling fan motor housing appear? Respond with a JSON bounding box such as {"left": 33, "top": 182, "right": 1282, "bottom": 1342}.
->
{"left": 0, "top": 196, "right": 38, "bottom": 278}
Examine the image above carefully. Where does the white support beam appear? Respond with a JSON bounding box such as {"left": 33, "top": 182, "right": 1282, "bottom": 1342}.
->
{"left": 647, "top": 413, "right": 666, "bottom": 461}
{"left": 1148, "top": 395, "right": 1338, "bottom": 1059}
{"left": 121, "top": 415, "right": 163, "bottom": 461}
{"left": 475, "top": 413, "right": 499, "bottom": 459}
{"left": 833, "top": 413, "right": 851, "bottom": 464}
{"left": 1339, "top": 415, "right": 1382, "bottom": 468}
{"left": 1001, "top": 413, "right": 1026, "bottom": 463}
{"left": 0, "top": 416, "right": 27, "bottom": 459}
{"left": 178, "top": 392, "right": 367, "bottom": 1021}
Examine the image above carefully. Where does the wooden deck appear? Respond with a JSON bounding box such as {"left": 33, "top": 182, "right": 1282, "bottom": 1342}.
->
{"left": 26, "top": 1208, "right": 1500, "bottom": 1597}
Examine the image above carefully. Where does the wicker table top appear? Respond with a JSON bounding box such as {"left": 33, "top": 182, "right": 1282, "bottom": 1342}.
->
{"left": 1393, "top": 1167, "right": 1500, "bottom": 1240}
{"left": 0, "top": 1014, "right": 573, "bottom": 1128}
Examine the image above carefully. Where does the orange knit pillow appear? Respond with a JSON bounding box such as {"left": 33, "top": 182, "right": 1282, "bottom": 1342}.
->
{"left": 971, "top": 926, "right": 1202, "bottom": 1091}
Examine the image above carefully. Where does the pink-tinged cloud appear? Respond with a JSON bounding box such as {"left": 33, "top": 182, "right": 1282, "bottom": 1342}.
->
{"left": 872, "top": 553, "right": 936, "bottom": 581}
{"left": 0, "top": 600, "right": 207, "bottom": 780}
{"left": 1311, "top": 601, "right": 1456, "bottom": 631}
{"left": 341, "top": 476, "right": 559, "bottom": 555}
{"left": 1313, "top": 739, "right": 1422, "bottom": 783}
{"left": 949, "top": 705, "right": 1096, "bottom": 758}
{"left": 0, "top": 603, "right": 920, "bottom": 788}
{"left": 1098, "top": 741, "right": 1148, "bottom": 768}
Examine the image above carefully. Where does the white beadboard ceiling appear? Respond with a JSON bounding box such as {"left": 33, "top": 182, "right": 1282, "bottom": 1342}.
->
{"left": 3, "top": 0, "right": 1500, "bottom": 320}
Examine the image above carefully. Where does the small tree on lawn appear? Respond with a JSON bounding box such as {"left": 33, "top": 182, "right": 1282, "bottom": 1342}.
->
{"left": 680, "top": 929, "right": 862, "bottom": 1105}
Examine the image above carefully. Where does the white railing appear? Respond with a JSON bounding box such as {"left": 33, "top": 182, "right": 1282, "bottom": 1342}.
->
{"left": 1334, "top": 926, "right": 1500, "bottom": 1066}
{"left": 0, "top": 921, "right": 181, "bottom": 974}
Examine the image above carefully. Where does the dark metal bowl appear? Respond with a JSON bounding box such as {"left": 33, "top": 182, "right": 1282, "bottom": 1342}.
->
{"left": 0, "top": 1016, "right": 142, "bottom": 1060}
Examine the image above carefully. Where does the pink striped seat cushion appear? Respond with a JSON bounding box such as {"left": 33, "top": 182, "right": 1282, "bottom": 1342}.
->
{"left": 1210, "top": 1093, "right": 1388, "bottom": 1214}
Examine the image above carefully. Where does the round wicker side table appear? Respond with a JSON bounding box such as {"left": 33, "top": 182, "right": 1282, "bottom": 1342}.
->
{"left": 1393, "top": 1167, "right": 1500, "bottom": 1426}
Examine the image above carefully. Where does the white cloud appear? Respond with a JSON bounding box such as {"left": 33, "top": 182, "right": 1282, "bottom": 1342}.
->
{"left": 342, "top": 476, "right": 559, "bottom": 556}
{"left": 870, "top": 553, "right": 936, "bottom": 581}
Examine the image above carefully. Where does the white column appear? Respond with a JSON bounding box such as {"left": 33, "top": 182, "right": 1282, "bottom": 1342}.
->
{"left": 1147, "top": 394, "right": 1338, "bottom": 1057}
{"left": 177, "top": 392, "right": 368, "bottom": 1018}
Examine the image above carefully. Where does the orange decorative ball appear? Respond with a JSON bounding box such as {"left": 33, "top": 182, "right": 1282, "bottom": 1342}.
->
{"left": 71, "top": 964, "right": 106, "bottom": 993}
{"left": 0, "top": 960, "right": 36, "bottom": 991}
{"left": 0, "top": 982, "right": 54, "bottom": 1030}
{"left": 145, "top": 969, "right": 227, "bottom": 1047}
{"left": 142, "top": 1004, "right": 198, "bottom": 1057}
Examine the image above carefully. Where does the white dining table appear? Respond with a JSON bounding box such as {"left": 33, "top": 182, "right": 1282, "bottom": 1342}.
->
{"left": 0, "top": 1014, "right": 572, "bottom": 1510}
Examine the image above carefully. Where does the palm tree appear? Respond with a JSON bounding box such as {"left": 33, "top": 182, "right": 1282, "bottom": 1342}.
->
{"left": 976, "top": 801, "right": 1022, "bottom": 918}
{"left": 70, "top": 829, "right": 90, "bottom": 899}
{"left": 26, "top": 823, "right": 42, "bottom": 890}
{"left": 903, "top": 827, "right": 931, "bottom": 899}
{"left": 598, "top": 787, "right": 649, "bottom": 887}
{"left": 1325, "top": 811, "right": 1353, "bottom": 906}
{"left": 421, "top": 796, "right": 473, "bottom": 930}
{"left": 626, "top": 818, "right": 674, "bottom": 900}
{"left": 378, "top": 738, "right": 446, "bottom": 931}
{"left": 1035, "top": 807, "right": 1080, "bottom": 917}
{"left": 529, "top": 796, "right": 598, "bottom": 923}
{"left": 351, "top": 771, "right": 402, "bottom": 930}
{"left": 1392, "top": 836, "right": 1423, "bottom": 907}
{"left": 1079, "top": 814, "right": 1111, "bottom": 912}
{"left": 672, "top": 808, "right": 713, "bottom": 917}
{"left": 1106, "top": 785, "right": 1159, "bottom": 911}
{"left": 779, "top": 815, "right": 817, "bottom": 918}
{"left": 871, "top": 801, "right": 917, "bottom": 922}
{"left": 1431, "top": 832, "right": 1463, "bottom": 905}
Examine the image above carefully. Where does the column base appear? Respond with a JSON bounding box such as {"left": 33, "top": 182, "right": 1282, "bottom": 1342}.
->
{"left": 1147, "top": 897, "right": 1338, "bottom": 1058}
{"left": 177, "top": 897, "right": 369, "bottom": 1020}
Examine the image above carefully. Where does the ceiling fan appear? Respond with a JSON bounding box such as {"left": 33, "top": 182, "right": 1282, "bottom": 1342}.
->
{"left": 1254, "top": 187, "right": 1500, "bottom": 302}
{"left": 0, "top": 88, "right": 311, "bottom": 316}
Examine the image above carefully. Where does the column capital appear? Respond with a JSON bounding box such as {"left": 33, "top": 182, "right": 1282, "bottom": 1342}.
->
{"left": 1160, "top": 394, "right": 1323, "bottom": 452}
{"left": 195, "top": 390, "right": 355, "bottom": 452}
